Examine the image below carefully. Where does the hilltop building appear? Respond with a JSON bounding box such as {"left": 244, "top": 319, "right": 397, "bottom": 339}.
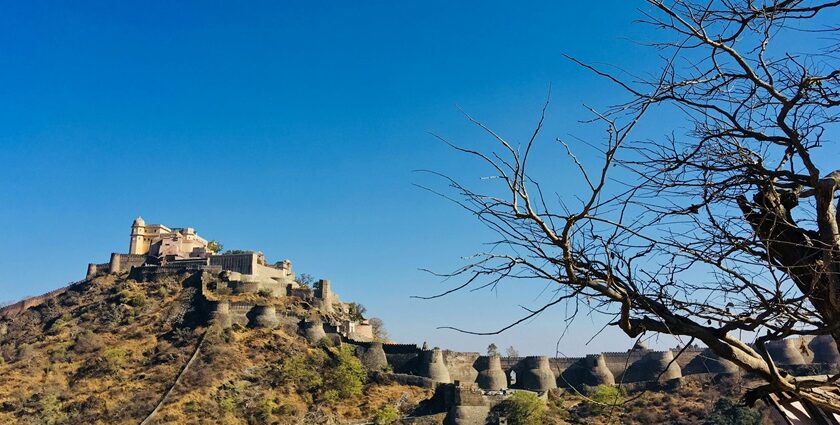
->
{"left": 128, "top": 216, "right": 210, "bottom": 259}
{"left": 84, "top": 217, "right": 374, "bottom": 341}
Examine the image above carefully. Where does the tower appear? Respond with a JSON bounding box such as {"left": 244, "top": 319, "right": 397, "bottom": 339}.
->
{"left": 129, "top": 216, "right": 148, "bottom": 255}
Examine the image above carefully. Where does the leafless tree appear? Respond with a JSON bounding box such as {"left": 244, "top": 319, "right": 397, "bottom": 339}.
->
{"left": 422, "top": 0, "right": 840, "bottom": 412}
{"left": 369, "top": 317, "right": 389, "bottom": 341}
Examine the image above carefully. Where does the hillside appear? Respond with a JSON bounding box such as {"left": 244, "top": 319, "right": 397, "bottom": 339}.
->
{"left": 0, "top": 273, "right": 434, "bottom": 424}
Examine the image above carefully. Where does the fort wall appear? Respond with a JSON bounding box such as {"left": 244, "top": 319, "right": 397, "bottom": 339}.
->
{"left": 109, "top": 253, "right": 147, "bottom": 274}
{"left": 209, "top": 253, "right": 257, "bottom": 275}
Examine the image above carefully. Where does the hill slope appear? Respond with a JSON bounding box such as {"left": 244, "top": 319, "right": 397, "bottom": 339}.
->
{"left": 0, "top": 273, "right": 433, "bottom": 424}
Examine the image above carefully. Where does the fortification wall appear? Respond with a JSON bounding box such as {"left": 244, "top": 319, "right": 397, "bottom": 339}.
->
{"left": 209, "top": 253, "right": 256, "bottom": 275}
{"left": 109, "top": 253, "right": 147, "bottom": 273}
{"left": 600, "top": 351, "right": 649, "bottom": 380}
{"left": 442, "top": 351, "right": 480, "bottom": 384}
{"left": 0, "top": 283, "right": 74, "bottom": 319}
{"left": 380, "top": 343, "right": 421, "bottom": 374}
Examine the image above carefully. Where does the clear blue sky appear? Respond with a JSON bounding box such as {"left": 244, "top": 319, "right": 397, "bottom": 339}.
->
{"left": 1, "top": 1, "right": 703, "bottom": 355}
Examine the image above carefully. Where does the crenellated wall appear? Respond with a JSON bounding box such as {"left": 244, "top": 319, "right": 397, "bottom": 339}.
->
{"left": 366, "top": 340, "right": 839, "bottom": 392}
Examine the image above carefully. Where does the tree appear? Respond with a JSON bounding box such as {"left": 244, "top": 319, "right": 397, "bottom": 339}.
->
{"left": 326, "top": 345, "right": 367, "bottom": 398}
{"left": 705, "top": 398, "right": 763, "bottom": 425}
{"left": 369, "top": 317, "right": 389, "bottom": 341}
{"left": 426, "top": 0, "right": 840, "bottom": 412}
{"left": 505, "top": 346, "right": 519, "bottom": 358}
{"left": 495, "top": 391, "right": 545, "bottom": 425}
{"left": 207, "top": 240, "right": 223, "bottom": 254}
{"left": 296, "top": 273, "right": 315, "bottom": 288}
{"left": 373, "top": 405, "right": 400, "bottom": 425}
{"left": 581, "top": 385, "right": 625, "bottom": 417}
{"left": 348, "top": 303, "right": 367, "bottom": 321}
{"left": 487, "top": 343, "right": 498, "bottom": 356}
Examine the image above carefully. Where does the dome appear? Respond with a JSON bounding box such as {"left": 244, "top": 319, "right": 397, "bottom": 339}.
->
{"left": 133, "top": 216, "right": 145, "bottom": 226}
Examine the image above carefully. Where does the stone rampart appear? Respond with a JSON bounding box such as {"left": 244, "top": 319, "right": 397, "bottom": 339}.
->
{"left": 683, "top": 349, "right": 738, "bottom": 375}
{"left": 767, "top": 339, "right": 807, "bottom": 365}
{"left": 129, "top": 264, "right": 221, "bottom": 281}
{"left": 209, "top": 253, "right": 256, "bottom": 275}
{"left": 86, "top": 262, "right": 111, "bottom": 279}
{"left": 476, "top": 355, "right": 507, "bottom": 391}
{"left": 622, "top": 350, "right": 682, "bottom": 382}
{"left": 558, "top": 354, "right": 615, "bottom": 389}
{"left": 419, "top": 348, "right": 452, "bottom": 383}
{"left": 109, "top": 253, "right": 147, "bottom": 273}
{"left": 442, "top": 351, "right": 480, "bottom": 384}
{"left": 0, "top": 283, "right": 75, "bottom": 319}
{"left": 809, "top": 335, "right": 840, "bottom": 365}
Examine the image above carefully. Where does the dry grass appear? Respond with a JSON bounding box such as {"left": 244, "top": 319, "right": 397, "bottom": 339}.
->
{"left": 0, "top": 273, "right": 432, "bottom": 425}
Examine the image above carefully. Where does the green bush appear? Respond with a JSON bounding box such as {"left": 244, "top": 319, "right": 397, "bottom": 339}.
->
{"left": 258, "top": 395, "right": 278, "bottom": 420}
{"left": 326, "top": 345, "right": 367, "bottom": 399}
{"left": 118, "top": 288, "right": 146, "bottom": 307}
{"left": 276, "top": 351, "right": 325, "bottom": 395}
{"left": 496, "top": 391, "right": 545, "bottom": 425}
{"left": 103, "top": 347, "right": 128, "bottom": 371}
{"left": 374, "top": 405, "right": 400, "bottom": 425}
{"left": 582, "top": 385, "right": 625, "bottom": 416}
{"left": 219, "top": 397, "right": 235, "bottom": 416}
{"left": 39, "top": 393, "right": 65, "bottom": 425}
{"left": 704, "top": 398, "right": 763, "bottom": 425}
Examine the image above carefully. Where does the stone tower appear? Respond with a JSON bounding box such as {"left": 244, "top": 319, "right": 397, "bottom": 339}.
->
{"left": 129, "top": 216, "right": 147, "bottom": 255}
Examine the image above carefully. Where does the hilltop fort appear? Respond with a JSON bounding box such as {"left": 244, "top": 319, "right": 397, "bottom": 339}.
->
{"left": 1, "top": 217, "right": 836, "bottom": 424}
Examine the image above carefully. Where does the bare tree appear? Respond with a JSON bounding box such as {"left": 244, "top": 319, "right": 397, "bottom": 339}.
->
{"left": 423, "top": 0, "right": 840, "bottom": 412}
{"left": 369, "top": 317, "right": 389, "bottom": 341}
{"left": 506, "top": 346, "right": 520, "bottom": 358}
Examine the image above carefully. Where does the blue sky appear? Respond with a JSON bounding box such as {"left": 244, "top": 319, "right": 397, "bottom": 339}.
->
{"left": 0, "top": 1, "right": 738, "bottom": 355}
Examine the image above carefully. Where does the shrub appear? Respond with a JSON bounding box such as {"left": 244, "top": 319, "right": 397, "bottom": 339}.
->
{"left": 39, "top": 393, "right": 65, "bottom": 425}
{"left": 73, "top": 331, "right": 104, "bottom": 354}
{"left": 219, "top": 397, "right": 235, "bottom": 416}
{"left": 257, "top": 289, "right": 273, "bottom": 298}
{"left": 118, "top": 288, "right": 146, "bottom": 308}
{"left": 704, "top": 398, "right": 763, "bottom": 425}
{"left": 276, "top": 352, "right": 325, "bottom": 395}
{"left": 258, "top": 395, "right": 278, "bottom": 421}
{"left": 326, "top": 345, "right": 367, "bottom": 399}
{"left": 373, "top": 405, "right": 400, "bottom": 425}
{"left": 47, "top": 314, "right": 72, "bottom": 334}
{"left": 103, "top": 347, "right": 128, "bottom": 371}
{"left": 582, "top": 385, "right": 624, "bottom": 416}
{"left": 496, "top": 391, "right": 545, "bottom": 425}
{"left": 15, "top": 343, "right": 36, "bottom": 363}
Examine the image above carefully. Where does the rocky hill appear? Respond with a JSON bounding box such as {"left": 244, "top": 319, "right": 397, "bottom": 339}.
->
{"left": 0, "top": 269, "right": 776, "bottom": 425}
{"left": 0, "top": 272, "right": 434, "bottom": 424}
